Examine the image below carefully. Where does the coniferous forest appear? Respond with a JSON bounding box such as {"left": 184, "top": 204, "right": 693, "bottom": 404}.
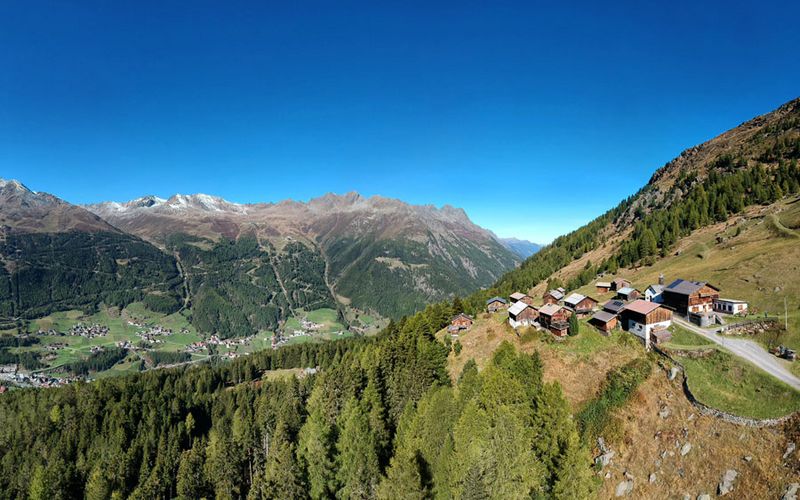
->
{"left": 0, "top": 301, "right": 597, "bottom": 499}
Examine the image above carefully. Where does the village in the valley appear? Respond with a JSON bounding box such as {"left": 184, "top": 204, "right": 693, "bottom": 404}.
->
{"left": 447, "top": 274, "right": 795, "bottom": 360}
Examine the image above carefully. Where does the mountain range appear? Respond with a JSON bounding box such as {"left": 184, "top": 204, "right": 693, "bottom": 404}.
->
{"left": 499, "top": 237, "right": 541, "bottom": 258}
{"left": 0, "top": 182, "right": 521, "bottom": 335}
{"left": 1, "top": 95, "right": 799, "bottom": 499}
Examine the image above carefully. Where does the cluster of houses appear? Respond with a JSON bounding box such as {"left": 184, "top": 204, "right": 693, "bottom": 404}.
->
{"left": 489, "top": 288, "right": 583, "bottom": 339}
{"left": 0, "top": 370, "right": 74, "bottom": 389}
{"left": 67, "top": 323, "right": 109, "bottom": 339}
{"left": 446, "top": 273, "right": 750, "bottom": 350}
{"left": 136, "top": 325, "right": 175, "bottom": 343}
{"left": 186, "top": 334, "right": 255, "bottom": 353}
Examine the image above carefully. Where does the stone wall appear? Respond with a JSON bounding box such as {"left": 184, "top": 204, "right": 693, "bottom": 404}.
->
{"left": 654, "top": 345, "right": 799, "bottom": 428}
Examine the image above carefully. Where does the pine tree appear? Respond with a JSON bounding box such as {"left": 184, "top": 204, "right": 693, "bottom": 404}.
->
{"left": 568, "top": 313, "right": 579, "bottom": 337}
{"left": 377, "top": 448, "right": 428, "bottom": 500}
{"left": 85, "top": 464, "right": 112, "bottom": 500}
{"left": 297, "top": 404, "right": 336, "bottom": 499}
{"left": 251, "top": 422, "right": 307, "bottom": 500}
{"left": 638, "top": 228, "right": 658, "bottom": 258}
{"left": 551, "top": 431, "right": 595, "bottom": 499}
{"left": 177, "top": 441, "right": 209, "bottom": 499}
{"left": 335, "top": 398, "right": 380, "bottom": 500}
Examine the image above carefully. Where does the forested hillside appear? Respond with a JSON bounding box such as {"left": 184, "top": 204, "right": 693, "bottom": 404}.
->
{"left": 0, "top": 231, "right": 183, "bottom": 323}
{"left": 0, "top": 181, "right": 184, "bottom": 325}
{"left": 0, "top": 301, "right": 595, "bottom": 499}
{"left": 458, "top": 97, "right": 800, "bottom": 311}
{"left": 167, "top": 233, "right": 336, "bottom": 337}
{"left": 88, "top": 192, "right": 520, "bottom": 320}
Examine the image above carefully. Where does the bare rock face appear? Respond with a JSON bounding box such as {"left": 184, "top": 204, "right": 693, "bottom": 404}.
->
{"left": 680, "top": 442, "right": 692, "bottom": 456}
{"left": 783, "top": 483, "right": 800, "bottom": 500}
{"left": 615, "top": 479, "right": 633, "bottom": 497}
{"left": 718, "top": 469, "right": 738, "bottom": 496}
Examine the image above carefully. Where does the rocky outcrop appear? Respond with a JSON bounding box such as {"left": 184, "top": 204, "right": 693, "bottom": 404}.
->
{"left": 718, "top": 469, "right": 738, "bottom": 496}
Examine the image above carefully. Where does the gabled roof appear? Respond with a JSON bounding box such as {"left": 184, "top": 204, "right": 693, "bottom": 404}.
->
{"left": 622, "top": 299, "right": 662, "bottom": 315}
{"left": 664, "top": 278, "right": 719, "bottom": 296}
{"left": 591, "top": 310, "right": 616, "bottom": 323}
{"left": 715, "top": 298, "right": 747, "bottom": 304}
{"left": 545, "top": 289, "right": 564, "bottom": 300}
{"left": 564, "top": 293, "right": 586, "bottom": 307}
{"left": 617, "top": 286, "right": 637, "bottom": 295}
{"left": 486, "top": 296, "right": 508, "bottom": 305}
{"left": 539, "top": 303, "right": 562, "bottom": 316}
{"left": 556, "top": 287, "right": 566, "bottom": 294}
{"left": 451, "top": 313, "right": 473, "bottom": 322}
{"left": 613, "top": 278, "right": 630, "bottom": 285}
{"left": 646, "top": 284, "right": 664, "bottom": 294}
{"left": 508, "top": 302, "right": 529, "bottom": 316}
{"left": 603, "top": 300, "right": 627, "bottom": 313}
{"left": 509, "top": 292, "right": 528, "bottom": 301}
{"left": 595, "top": 281, "right": 612, "bottom": 288}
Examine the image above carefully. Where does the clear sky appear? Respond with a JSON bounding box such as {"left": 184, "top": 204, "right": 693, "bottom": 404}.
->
{"left": 2, "top": 1, "right": 799, "bottom": 243}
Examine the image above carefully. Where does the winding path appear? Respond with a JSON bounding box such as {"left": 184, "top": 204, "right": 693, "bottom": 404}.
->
{"left": 674, "top": 317, "right": 800, "bottom": 391}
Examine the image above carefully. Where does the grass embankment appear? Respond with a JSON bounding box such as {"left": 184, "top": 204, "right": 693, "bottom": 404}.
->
{"left": 665, "top": 325, "right": 714, "bottom": 349}
{"left": 677, "top": 349, "right": 800, "bottom": 419}
{"left": 662, "top": 325, "right": 800, "bottom": 418}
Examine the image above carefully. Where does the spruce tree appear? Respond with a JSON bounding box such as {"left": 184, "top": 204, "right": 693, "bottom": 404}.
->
{"left": 335, "top": 398, "right": 380, "bottom": 500}
{"left": 568, "top": 313, "right": 579, "bottom": 336}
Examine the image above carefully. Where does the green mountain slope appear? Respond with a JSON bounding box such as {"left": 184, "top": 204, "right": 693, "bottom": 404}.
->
{"left": 88, "top": 192, "right": 520, "bottom": 321}
{"left": 462, "top": 96, "right": 800, "bottom": 309}
{"left": 0, "top": 181, "right": 183, "bottom": 325}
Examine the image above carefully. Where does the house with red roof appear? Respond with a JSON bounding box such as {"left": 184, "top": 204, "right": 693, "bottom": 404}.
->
{"left": 619, "top": 299, "right": 673, "bottom": 349}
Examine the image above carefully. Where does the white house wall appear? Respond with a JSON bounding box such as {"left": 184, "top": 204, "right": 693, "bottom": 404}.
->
{"left": 627, "top": 319, "right": 672, "bottom": 349}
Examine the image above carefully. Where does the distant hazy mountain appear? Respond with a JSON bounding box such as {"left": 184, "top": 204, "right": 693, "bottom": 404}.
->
{"left": 499, "top": 237, "right": 542, "bottom": 259}
{"left": 87, "top": 192, "right": 520, "bottom": 324}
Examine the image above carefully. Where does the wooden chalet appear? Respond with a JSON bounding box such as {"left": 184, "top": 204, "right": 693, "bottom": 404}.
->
{"left": 542, "top": 289, "right": 565, "bottom": 305}
{"left": 661, "top": 279, "right": 720, "bottom": 315}
{"left": 602, "top": 299, "right": 627, "bottom": 315}
{"left": 615, "top": 287, "right": 641, "bottom": 301}
{"left": 448, "top": 313, "right": 473, "bottom": 333}
{"left": 619, "top": 300, "right": 672, "bottom": 349}
{"left": 538, "top": 303, "right": 571, "bottom": 330}
{"left": 509, "top": 292, "right": 534, "bottom": 306}
{"left": 563, "top": 293, "right": 599, "bottom": 318}
{"left": 549, "top": 321, "right": 570, "bottom": 337}
{"left": 589, "top": 310, "right": 618, "bottom": 334}
{"left": 508, "top": 302, "right": 538, "bottom": 329}
{"left": 486, "top": 296, "right": 508, "bottom": 313}
{"left": 595, "top": 281, "right": 612, "bottom": 294}
{"left": 611, "top": 278, "right": 631, "bottom": 291}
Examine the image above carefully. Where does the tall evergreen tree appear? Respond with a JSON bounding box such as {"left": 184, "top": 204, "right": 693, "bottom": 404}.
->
{"left": 335, "top": 398, "right": 381, "bottom": 500}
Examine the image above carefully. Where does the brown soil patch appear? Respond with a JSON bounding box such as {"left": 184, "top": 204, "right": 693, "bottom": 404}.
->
{"left": 596, "top": 371, "right": 799, "bottom": 499}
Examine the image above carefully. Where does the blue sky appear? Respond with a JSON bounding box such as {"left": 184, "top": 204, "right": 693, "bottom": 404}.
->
{"left": 2, "top": 1, "right": 799, "bottom": 243}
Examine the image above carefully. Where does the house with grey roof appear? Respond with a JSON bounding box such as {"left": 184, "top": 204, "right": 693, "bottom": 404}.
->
{"left": 645, "top": 284, "right": 664, "bottom": 303}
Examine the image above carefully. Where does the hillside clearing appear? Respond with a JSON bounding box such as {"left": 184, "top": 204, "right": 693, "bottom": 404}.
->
{"left": 439, "top": 312, "right": 646, "bottom": 409}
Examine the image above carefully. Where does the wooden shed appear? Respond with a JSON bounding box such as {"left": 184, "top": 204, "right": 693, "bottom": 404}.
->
{"left": 595, "top": 281, "right": 612, "bottom": 294}
{"left": 589, "top": 310, "right": 618, "bottom": 334}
